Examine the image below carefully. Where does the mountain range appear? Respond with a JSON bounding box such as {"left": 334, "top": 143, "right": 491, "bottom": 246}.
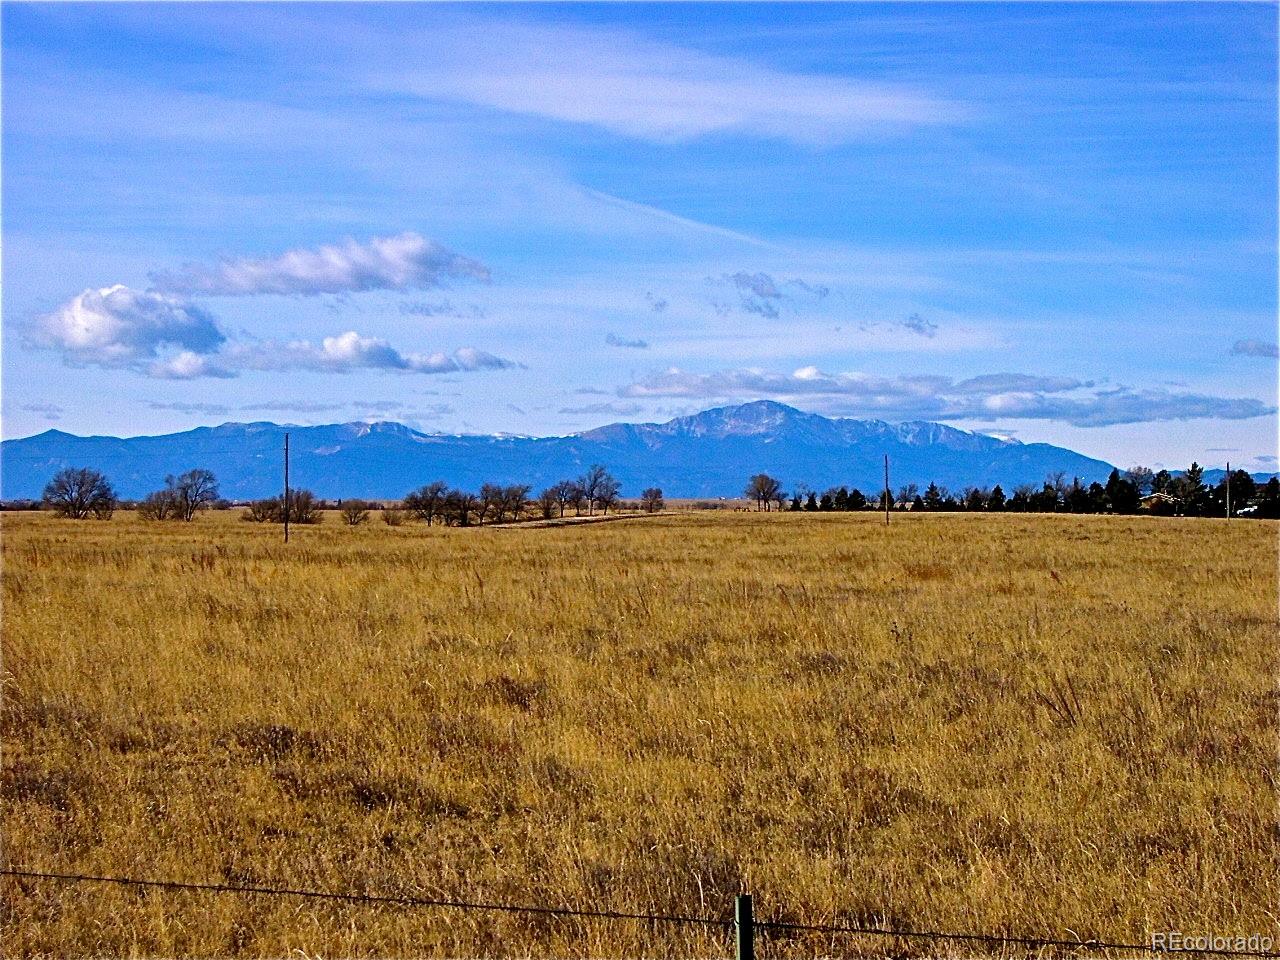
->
{"left": 0, "top": 401, "right": 1130, "bottom": 501}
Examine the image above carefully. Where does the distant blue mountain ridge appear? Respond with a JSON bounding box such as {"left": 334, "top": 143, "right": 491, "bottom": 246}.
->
{"left": 0, "top": 400, "right": 1257, "bottom": 502}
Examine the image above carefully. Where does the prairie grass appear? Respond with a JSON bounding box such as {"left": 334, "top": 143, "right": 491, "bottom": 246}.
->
{"left": 2, "top": 510, "right": 1276, "bottom": 957}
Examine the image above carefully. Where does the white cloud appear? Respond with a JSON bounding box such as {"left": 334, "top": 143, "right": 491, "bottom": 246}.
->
{"left": 33, "top": 286, "right": 515, "bottom": 379}
{"left": 33, "top": 284, "right": 226, "bottom": 367}
{"left": 151, "top": 232, "right": 490, "bottom": 297}
{"left": 380, "top": 22, "right": 965, "bottom": 146}
{"left": 230, "top": 332, "right": 516, "bottom": 376}
{"left": 32, "top": 249, "right": 516, "bottom": 381}
{"left": 618, "top": 366, "right": 1275, "bottom": 427}
{"left": 149, "top": 350, "right": 236, "bottom": 380}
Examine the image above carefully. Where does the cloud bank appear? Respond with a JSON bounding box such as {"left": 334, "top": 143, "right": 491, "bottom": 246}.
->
{"left": 151, "top": 232, "right": 490, "bottom": 297}
{"left": 619, "top": 366, "right": 1275, "bottom": 427}
{"left": 34, "top": 285, "right": 514, "bottom": 380}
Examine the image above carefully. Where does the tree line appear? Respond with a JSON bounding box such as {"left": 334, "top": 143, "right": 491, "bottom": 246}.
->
{"left": 34, "top": 460, "right": 1280, "bottom": 522}
{"left": 37, "top": 464, "right": 667, "bottom": 525}
{"left": 746, "top": 464, "right": 1280, "bottom": 518}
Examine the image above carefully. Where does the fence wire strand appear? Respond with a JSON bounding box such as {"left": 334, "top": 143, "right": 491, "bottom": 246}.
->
{"left": 4, "top": 868, "right": 1277, "bottom": 957}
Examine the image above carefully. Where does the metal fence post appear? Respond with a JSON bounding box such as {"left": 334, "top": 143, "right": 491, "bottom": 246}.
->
{"left": 736, "top": 894, "right": 755, "bottom": 960}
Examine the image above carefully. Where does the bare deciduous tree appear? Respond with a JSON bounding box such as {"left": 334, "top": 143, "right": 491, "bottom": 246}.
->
{"left": 1124, "top": 465, "right": 1155, "bottom": 495}
{"left": 478, "top": 483, "right": 504, "bottom": 524}
{"left": 578, "top": 465, "right": 605, "bottom": 516}
{"left": 137, "top": 489, "right": 179, "bottom": 520}
{"left": 744, "top": 474, "right": 782, "bottom": 511}
{"left": 165, "top": 469, "right": 220, "bottom": 521}
{"left": 596, "top": 475, "right": 621, "bottom": 514}
{"left": 536, "top": 487, "right": 558, "bottom": 519}
{"left": 503, "top": 484, "right": 531, "bottom": 522}
{"left": 577, "top": 465, "right": 619, "bottom": 516}
{"left": 552, "top": 480, "right": 576, "bottom": 518}
{"left": 445, "top": 489, "right": 478, "bottom": 526}
{"left": 242, "top": 498, "right": 281, "bottom": 522}
{"left": 404, "top": 481, "right": 448, "bottom": 525}
{"left": 286, "top": 490, "right": 322, "bottom": 524}
{"left": 640, "top": 487, "right": 664, "bottom": 513}
{"left": 43, "top": 467, "right": 116, "bottom": 519}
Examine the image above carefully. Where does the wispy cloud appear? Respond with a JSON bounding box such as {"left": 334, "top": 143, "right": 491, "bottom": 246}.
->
{"left": 240, "top": 400, "right": 347, "bottom": 414}
{"left": 645, "top": 292, "right": 669, "bottom": 313}
{"left": 399, "top": 298, "right": 486, "bottom": 319}
{"left": 605, "top": 333, "right": 648, "bottom": 350}
{"left": 1231, "top": 338, "right": 1279, "bottom": 358}
{"left": 379, "top": 21, "right": 965, "bottom": 146}
{"left": 619, "top": 366, "right": 1275, "bottom": 427}
{"left": 20, "top": 402, "right": 65, "bottom": 421}
{"left": 223, "top": 333, "right": 516, "bottom": 378}
{"left": 719, "top": 271, "right": 829, "bottom": 319}
{"left": 902, "top": 312, "right": 939, "bottom": 338}
{"left": 147, "top": 400, "right": 233, "bottom": 416}
{"left": 559, "top": 401, "right": 644, "bottom": 417}
{"left": 151, "top": 233, "right": 490, "bottom": 297}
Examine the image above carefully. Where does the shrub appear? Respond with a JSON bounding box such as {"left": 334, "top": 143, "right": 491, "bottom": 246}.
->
{"left": 341, "top": 500, "right": 371, "bottom": 526}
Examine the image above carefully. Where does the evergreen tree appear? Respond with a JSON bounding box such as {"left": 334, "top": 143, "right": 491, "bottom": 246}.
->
{"left": 988, "top": 484, "right": 1007, "bottom": 511}
{"left": 1218, "top": 469, "right": 1257, "bottom": 516}
{"left": 804, "top": 491, "right": 818, "bottom": 511}
{"left": 1258, "top": 477, "right": 1280, "bottom": 519}
{"left": 1105, "top": 469, "right": 1139, "bottom": 514}
{"left": 1066, "top": 479, "right": 1092, "bottom": 513}
{"left": 923, "top": 482, "right": 943, "bottom": 510}
{"left": 1088, "top": 481, "right": 1108, "bottom": 512}
{"left": 848, "top": 488, "right": 867, "bottom": 510}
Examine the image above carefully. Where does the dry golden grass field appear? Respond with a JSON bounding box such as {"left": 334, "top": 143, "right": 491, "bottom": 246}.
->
{"left": 2, "top": 509, "right": 1277, "bottom": 958}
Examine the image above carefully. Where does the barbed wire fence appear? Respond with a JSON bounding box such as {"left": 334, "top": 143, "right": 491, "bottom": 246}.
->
{"left": 4, "top": 868, "right": 1278, "bottom": 959}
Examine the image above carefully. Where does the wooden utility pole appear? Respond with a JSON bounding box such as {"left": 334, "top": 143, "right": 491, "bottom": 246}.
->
{"left": 884, "top": 454, "right": 891, "bottom": 526}
{"left": 283, "top": 432, "right": 290, "bottom": 544}
{"left": 1226, "top": 461, "right": 1231, "bottom": 519}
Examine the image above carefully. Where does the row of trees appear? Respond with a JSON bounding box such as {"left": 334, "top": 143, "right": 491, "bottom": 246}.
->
{"left": 38, "top": 464, "right": 661, "bottom": 526}
{"left": 398, "top": 466, "right": 664, "bottom": 526}
{"left": 38, "top": 461, "right": 1280, "bottom": 522}
{"left": 745, "top": 464, "right": 1280, "bottom": 518}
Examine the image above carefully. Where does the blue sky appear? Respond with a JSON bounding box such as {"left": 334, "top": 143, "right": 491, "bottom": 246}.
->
{"left": 3, "top": 2, "right": 1276, "bottom": 471}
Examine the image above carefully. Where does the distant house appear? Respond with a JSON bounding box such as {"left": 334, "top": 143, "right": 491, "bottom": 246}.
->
{"left": 1140, "top": 492, "right": 1180, "bottom": 515}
